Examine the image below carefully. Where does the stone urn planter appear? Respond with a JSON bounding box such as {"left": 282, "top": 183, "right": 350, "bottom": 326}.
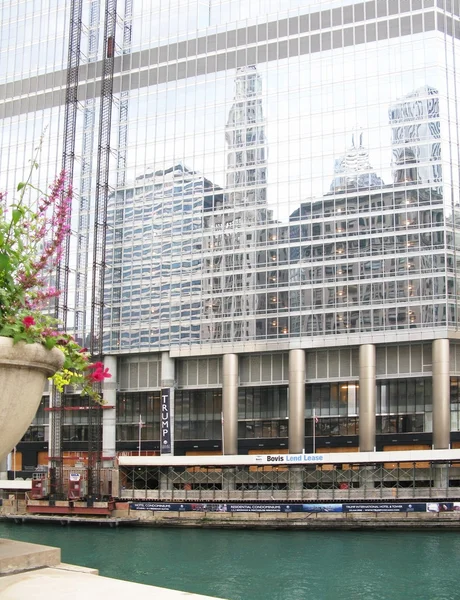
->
{"left": 0, "top": 337, "right": 64, "bottom": 463}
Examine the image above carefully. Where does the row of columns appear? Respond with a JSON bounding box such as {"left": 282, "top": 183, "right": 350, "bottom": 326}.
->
{"left": 223, "top": 339, "right": 452, "bottom": 455}
{"left": 100, "top": 339, "right": 451, "bottom": 458}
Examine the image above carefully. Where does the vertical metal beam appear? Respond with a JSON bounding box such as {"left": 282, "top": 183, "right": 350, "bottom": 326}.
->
{"left": 90, "top": 0, "right": 117, "bottom": 359}
{"left": 49, "top": 0, "right": 83, "bottom": 501}
{"left": 116, "top": 0, "right": 133, "bottom": 189}
{"left": 288, "top": 349, "right": 306, "bottom": 454}
{"left": 88, "top": 0, "right": 118, "bottom": 501}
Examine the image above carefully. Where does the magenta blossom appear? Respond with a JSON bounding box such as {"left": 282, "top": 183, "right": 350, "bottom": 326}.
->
{"left": 87, "top": 362, "right": 111, "bottom": 383}
{"left": 22, "top": 316, "right": 36, "bottom": 328}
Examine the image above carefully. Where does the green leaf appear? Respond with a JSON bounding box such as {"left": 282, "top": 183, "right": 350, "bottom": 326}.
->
{"left": 12, "top": 209, "right": 22, "bottom": 224}
{"left": 44, "top": 337, "right": 57, "bottom": 350}
{"left": 0, "top": 253, "right": 10, "bottom": 272}
{"left": 13, "top": 332, "right": 28, "bottom": 343}
{"left": 16, "top": 182, "right": 26, "bottom": 191}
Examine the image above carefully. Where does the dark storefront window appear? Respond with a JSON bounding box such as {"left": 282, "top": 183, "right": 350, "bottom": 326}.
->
{"left": 238, "top": 386, "right": 288, "bottom": 438}
{"left": 376, "top": 378, "right": 431, "bottom": 433}
{"left": 175, "top": 389, "right": 222, "bottom": 440}
{"left": 305, "top": 378, "right": 431, "bottom": 437}
{"left": 62, "top": 425, "right": 90, "bottom": 442}
{"left": 21, "top": 397, "right": 48, "bottom": 442}
{"left": 450, "top": 377, "right": 460, "bottom": 432}
{"left": 22, "top": 426, "right": 46, "bottom": 442}
{"left": 116, "top": 391, "right": 161, "bottom": 441}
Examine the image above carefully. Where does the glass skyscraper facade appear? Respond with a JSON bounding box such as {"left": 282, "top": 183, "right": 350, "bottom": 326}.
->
{"left": 3, "top": 0, "right": 460, "bottom": 469}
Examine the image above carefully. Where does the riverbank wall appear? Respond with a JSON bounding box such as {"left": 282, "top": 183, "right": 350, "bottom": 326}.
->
{"left": 3, "top": 498, "right": 460, "bottom": 530}
{"left": 116, "top": 508, "right": 460, "bottom": 530}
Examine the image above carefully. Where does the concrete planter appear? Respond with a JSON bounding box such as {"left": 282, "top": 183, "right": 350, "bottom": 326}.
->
{"left": 0, "top": 337, "right": 64, "bottom": 463}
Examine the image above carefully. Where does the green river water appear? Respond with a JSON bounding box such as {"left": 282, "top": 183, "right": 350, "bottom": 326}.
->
{"left": 0, "top": 523, "right": 459, "bottom": 600}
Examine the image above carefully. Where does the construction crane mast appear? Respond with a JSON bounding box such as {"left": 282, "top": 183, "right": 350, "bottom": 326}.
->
{"left": 87, "top": 0, "right": 118, "bottom": 501}
{"left": 49, "top": 0, "right": 118, "bottom": 502}
{"left": 49, "top": 0, "right": 84, "bottom": 502}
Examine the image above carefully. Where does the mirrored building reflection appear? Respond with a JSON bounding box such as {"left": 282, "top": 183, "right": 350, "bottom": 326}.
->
{"left": 3, "top": 0, "right": 460, "bottom": 470}
{"left": 105, "top": 163, "right": 223, "bottom": 350}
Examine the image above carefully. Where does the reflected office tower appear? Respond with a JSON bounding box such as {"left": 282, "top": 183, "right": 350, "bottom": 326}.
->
{"left": 389, "top": 86, "right": 442, "bottom": 185}
{"left": 104, "top": 164, "right": 223, "bottom": 351}
{"left": 225, "top": 66, "right": 267, "bottom": 209}
{"left": 202, "top": 66, "right": 271, "bottom": 342}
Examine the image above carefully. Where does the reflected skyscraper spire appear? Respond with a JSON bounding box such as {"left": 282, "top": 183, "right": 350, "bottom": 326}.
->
{"left": 225, "top": 66, "right": 267, "bottom": 209}
{"left": 329, "top": 127, "right": 384, "bottom": 192}
{"left": 202, "top": 66, "right": 271, "bottom": 342}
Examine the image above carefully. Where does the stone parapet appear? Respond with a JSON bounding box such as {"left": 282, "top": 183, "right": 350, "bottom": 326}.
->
{"left": 0, "top": 539, "right": 61, "bottom": 575}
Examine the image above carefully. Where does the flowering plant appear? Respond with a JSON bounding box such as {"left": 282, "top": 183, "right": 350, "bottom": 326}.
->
{"left": 0, "top": 162, "right": 110, "bottom": 402}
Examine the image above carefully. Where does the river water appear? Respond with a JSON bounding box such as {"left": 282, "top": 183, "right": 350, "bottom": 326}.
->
{"left": 0, "top": 523, "right": 458, "bottom": 600}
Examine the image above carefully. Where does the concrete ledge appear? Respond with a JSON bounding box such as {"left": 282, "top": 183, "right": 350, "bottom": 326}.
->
{"left": 0, "top": 539, "right": 61, "bottom": 575}
{"left": 56, "top": 562, "right": 99, "bottom": 575}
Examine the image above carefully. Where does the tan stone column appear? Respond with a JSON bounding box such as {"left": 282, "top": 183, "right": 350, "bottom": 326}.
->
{"left": 359, "top": 344, "right": 376, "bottom": 452}
{"left": 289, "top": 349, "right": 306, "bottom": 454}
{"left": 222, "top": 354, "right": 238, "bottom": 455}
{"left": 432, "top": 339, "right": 450, "bottom": 449}
{"left": 102, "top": 356, "right": 117, "bottom": 467}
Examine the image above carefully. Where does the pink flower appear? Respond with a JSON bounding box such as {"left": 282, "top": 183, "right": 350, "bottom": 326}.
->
{"left": 86, "top": 361, "right": 104, "bottom": 371}
{"left": 22, "top": 316, "right": 35, "bottom": 328}
{"left": 87, "top": 363, "right": 111, "bottom": 382}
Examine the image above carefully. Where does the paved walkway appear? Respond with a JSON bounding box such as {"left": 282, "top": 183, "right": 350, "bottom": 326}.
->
{"left": 0, "top": 565, "right": 224, "bottom": 599}
{"left": 0, "top": 538, "right": 225, "bottom": 600}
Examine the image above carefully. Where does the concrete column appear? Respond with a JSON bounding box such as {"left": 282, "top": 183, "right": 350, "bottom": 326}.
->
{"left": 289, "top": 349, "right": 306, "bottom": 454}
{"left": 432, "top": 339, "right": 450, "bottom": 449}
{"left": 222, "top": 354, "right": 238, "bottom": 455}
{"left": 0, "top": 456, "right": 7, "bottom": 480}
{"left": 358, "top": 466, "right": 375, "bottom": 494}
{"left": 102, "top": 356, "right": 117, "bottom": 468}
{"left": 161, "top": 353, "right": 175, "bottom": 388}
{"left": 288, "top": 467, "right": 304, "bottom": 499}
{"left": 433, "top": 464, "right": 449, "bottom": 489}
{"left": 359, "top": 344, "right": 376, "bottom": 452}
{"left": 161, "top": 353, "right": 175, "bottom": 455}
